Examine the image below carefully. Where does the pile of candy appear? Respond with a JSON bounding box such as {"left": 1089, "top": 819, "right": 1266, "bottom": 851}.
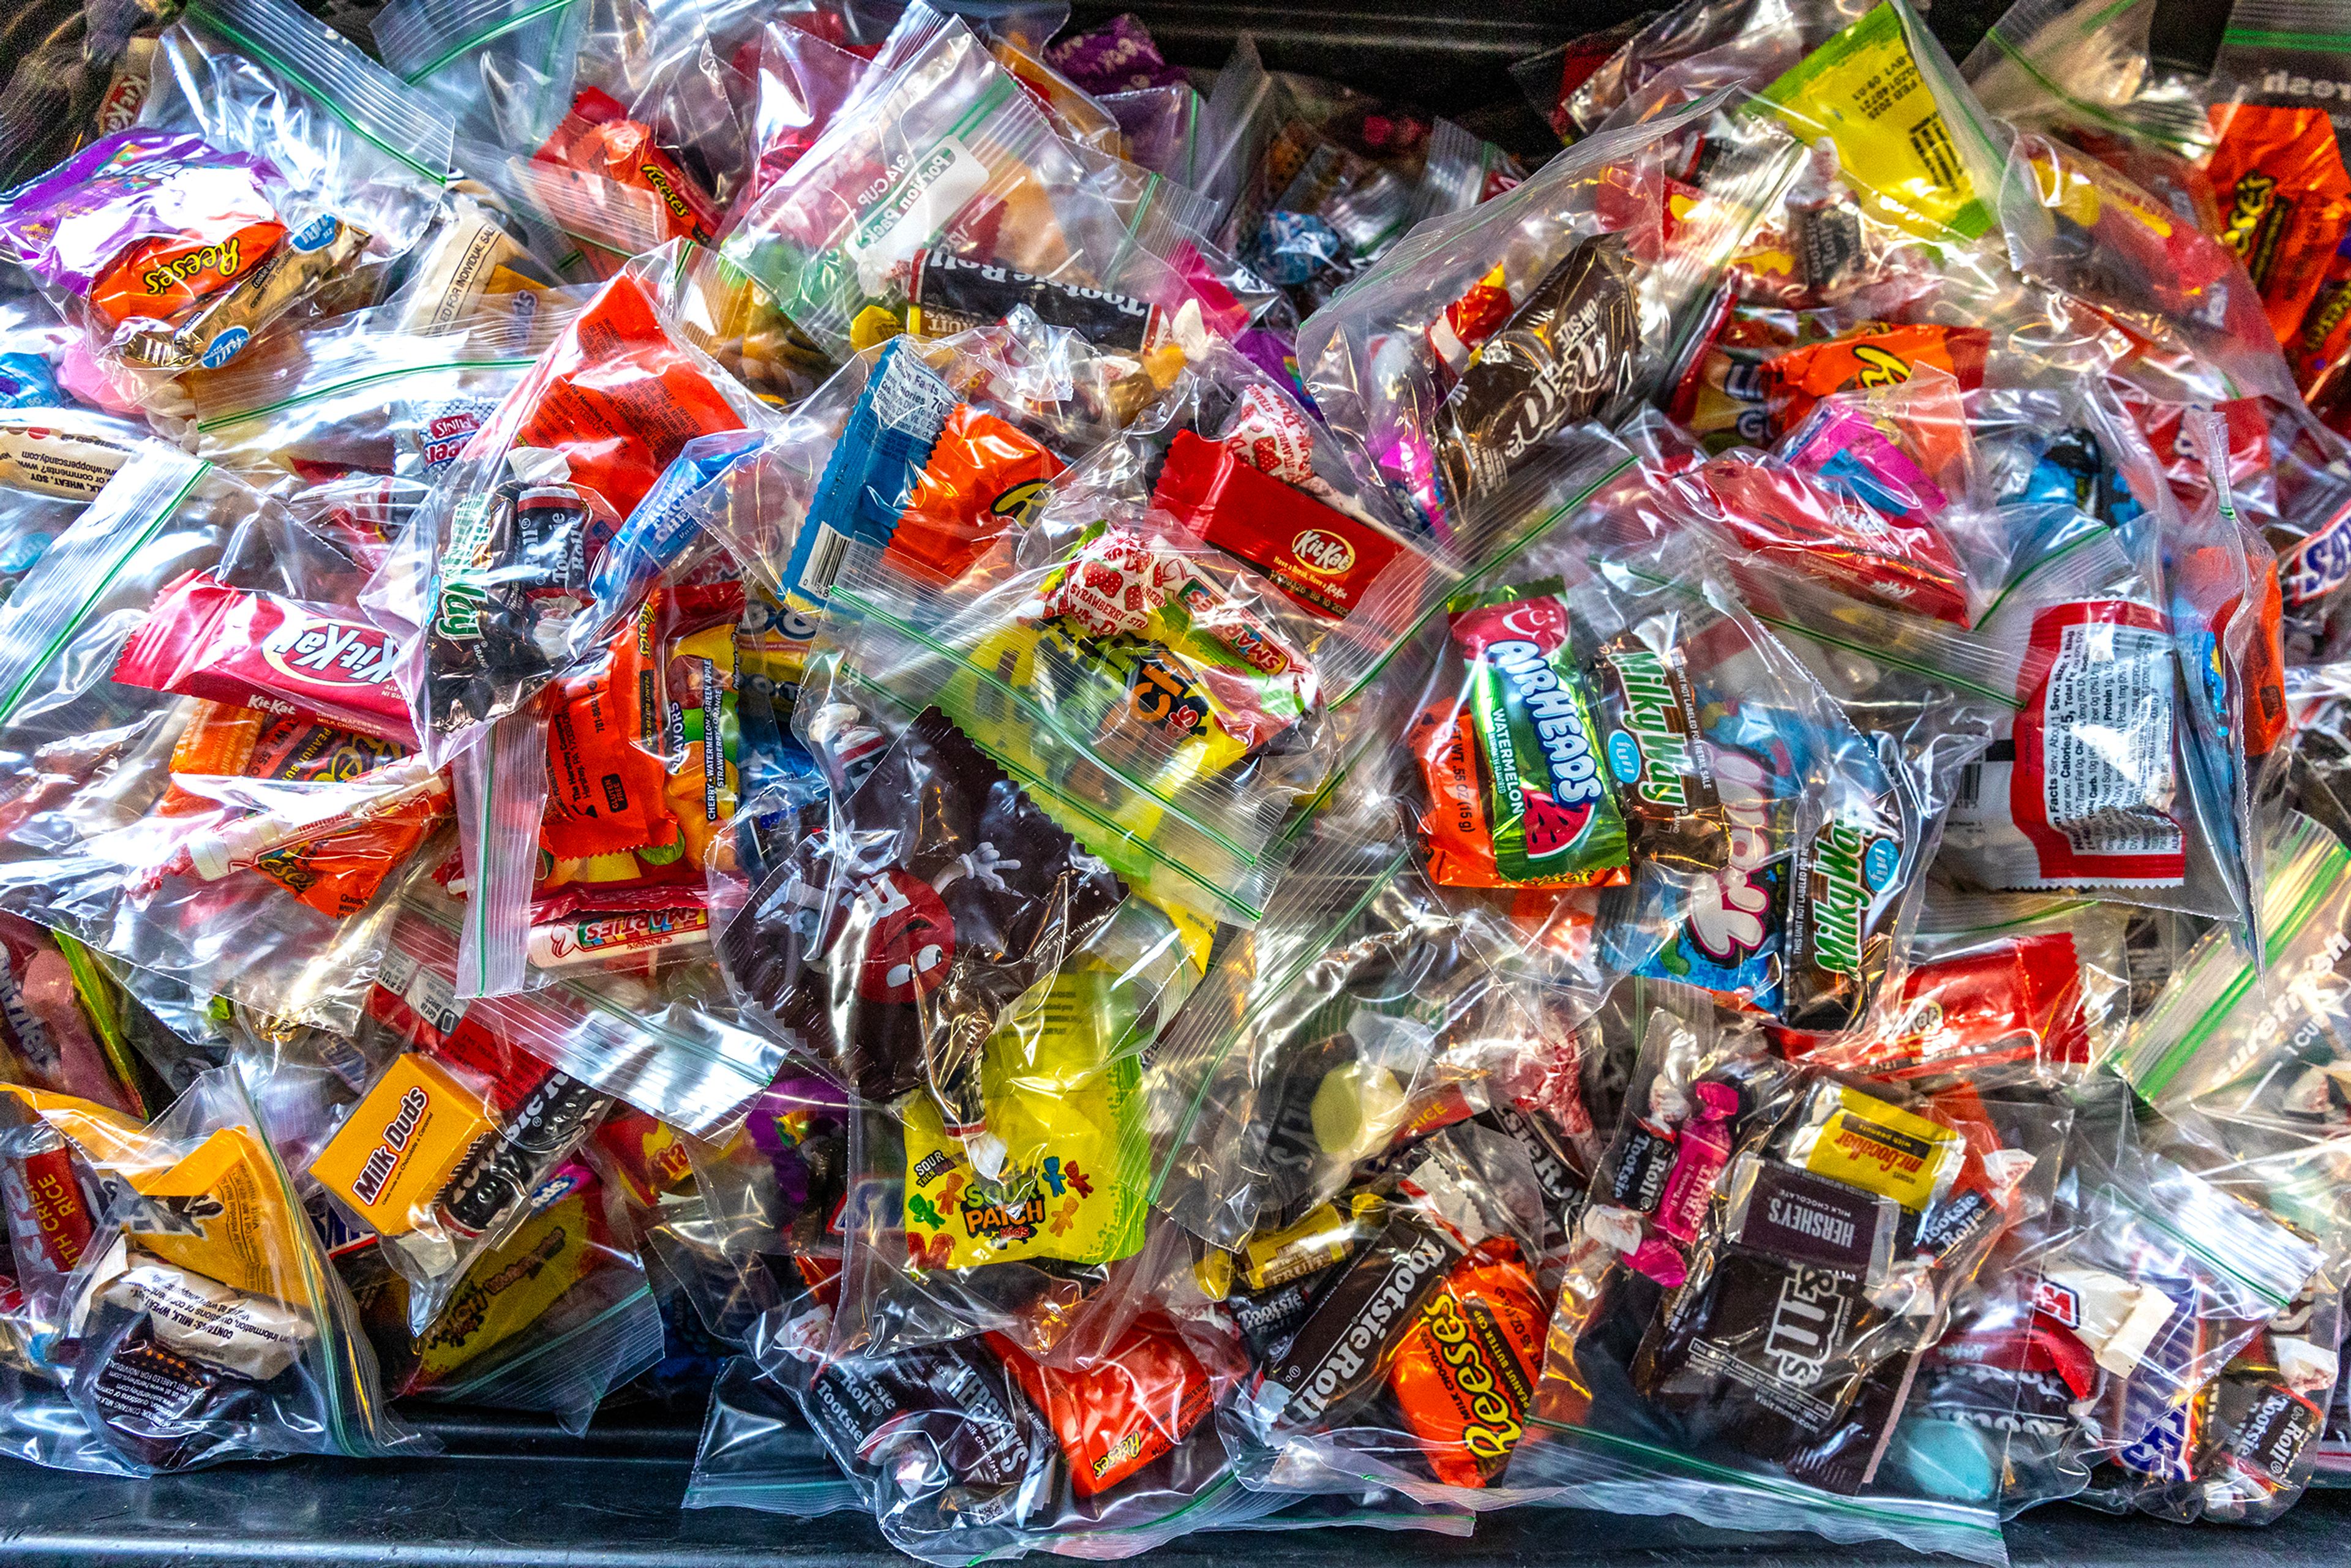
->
{"left": 9, "top": 0, "right": 2351, "bottom": 1558}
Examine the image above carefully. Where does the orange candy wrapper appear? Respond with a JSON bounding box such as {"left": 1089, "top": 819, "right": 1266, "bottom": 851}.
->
{"left": 160, "top": 702, "right": 440, "bottom": 918}
{"left": 534, "top": 89, "right": 723, "bottom": 247}
{"left": 511, "top": 276, "right": 747, "bottom": 519}
{"left": 1386, "top": 1235, "right": 1548, "bottom": 1488}
{"left": 883, "top": 403, "right": 1063, "bottom": 587}
{"left": 2204, "top": 103, "right": 2351, "bottom": 347}
{"left": 1760, "top": 322, "right": 1989, "bottom": 440}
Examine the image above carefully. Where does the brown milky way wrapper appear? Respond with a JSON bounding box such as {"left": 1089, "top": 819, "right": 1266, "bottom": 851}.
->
{"left": 1433, "top": 239, "right": 1637, "bottom": 512}
{"left": 720, "top": 707, "right": 1128, "bottom": 1116}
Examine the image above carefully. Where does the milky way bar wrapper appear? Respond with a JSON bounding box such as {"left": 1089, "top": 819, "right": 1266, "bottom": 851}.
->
{"left": 1779, "top": 790, "right": 1903, "bottom": 1032}
{"left": 908, "top": 250, "right": 1163, "bottom": 351}
{"left": 1253, "top": 1211, "right": 1462, "bottom": 1436}
{"left": 1721, "top": 1153, "right": 1896, "bottom": 1284}
{"left": 1433, "top": 238, "right": 1638, "bottom": 511}
{"left": 1588, "top": 631, "right": 1727, "bottom": 871}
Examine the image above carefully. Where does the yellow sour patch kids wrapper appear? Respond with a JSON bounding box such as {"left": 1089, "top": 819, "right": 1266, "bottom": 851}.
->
{"left": 900, "top": 967, "right": 1150, "bottom": 1271}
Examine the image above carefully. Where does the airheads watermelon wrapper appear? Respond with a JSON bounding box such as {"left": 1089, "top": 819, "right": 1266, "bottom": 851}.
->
{"left": 1445, "top": 581, "right": 1628, "bottom": 886}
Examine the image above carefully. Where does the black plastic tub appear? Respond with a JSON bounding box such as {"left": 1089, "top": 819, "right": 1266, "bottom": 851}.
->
{"left": 0, "top": 1, "right": 2302, "bottom": 1564}
{"left": 5, "top": 1407, "right": 2351, "bottom": 1567}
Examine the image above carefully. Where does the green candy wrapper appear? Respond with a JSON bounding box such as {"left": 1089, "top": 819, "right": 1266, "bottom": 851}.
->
{"left": 1446, "top": 579, "right": 1629, "bottom": 885}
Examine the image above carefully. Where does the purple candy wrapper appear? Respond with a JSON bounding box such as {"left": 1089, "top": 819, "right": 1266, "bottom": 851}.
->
{"left": 1234, "top": 326, "right": 1314, "bottom": 413}
{"left": 0, "top": 130, "right": 285, "bottom": 296}
{"left": 1046, "top": 15, "right": 1189, "bottom": 96}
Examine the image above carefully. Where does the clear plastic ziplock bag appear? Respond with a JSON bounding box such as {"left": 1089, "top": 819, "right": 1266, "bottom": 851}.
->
{"left": 0, "top": 0, "right": 456, "bottom": 397}
{"left": 1518, "top": 1046, "right": 2064, "bottom": 1560}
{"left": 337, "top": 1146, "right": 667, "bottom": 1433}
{"left": 1217, "top": 1119, "right": 1561, "bottom": 1509}
{"left": 684, "top": 1354, "right": 869, "bottom": 1517}
{"left": 2014, "top": 1138, "right": 2324, "bottom": 1481}
{"left": 372, "top": 0, "right": 604, "bottom": 152}
{"left": 1960, "top": 0, "right": 2217, "bottom": 163}
{"left": 1294, "top": 92, "right": 1789, "bottom": 539}
{"left": 715, "top": 703, "right": 1207, "bottom": 1347}
{"left": 1994, "top": 132, "right": 2298, "bottom": 413}
{"left": 182, "top": 288, "right": 591, "bottom": 493}
{"left": 746, "top": 1285, "right": 1282, "bottom": 1564}
{"left": 1794, "top": 888, "right": 2131, "bottom": 1084}
{"left": 303, "top": 954, "right": 615, "bottom": 1332}
{"left": 2107, "top": 810, "right": 2351, "bottom": 1256}
{"left": 377, "top": 888, "right": 789, "bottom": 1139}
{"left": 822, "top": 489, "right": 1347, "bottom": 928}
{"left": 0, "top": 1069, "right": 425, "bottom": 1474}
{"left": 0, "top": 449, "right": 441, "bottom": 1032}
{"left": 726, "top": 16, "right": 876, "bottom": 236}
{"left": 386, "top": 250, "right": 779, "bottom": 768}
{"left": 1921, "top": 507, "right": 2246, "bottom": 916}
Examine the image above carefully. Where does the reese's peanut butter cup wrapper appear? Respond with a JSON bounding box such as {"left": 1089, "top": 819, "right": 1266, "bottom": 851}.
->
{"left": 2207, "top": 102, "right": 2351, "bottom": 345}
{"left": 988, "top": 1315, "right": 1215, "bottom": 1498}
{"left": 1385, "top": 1235, "right": 1547, "bottom": 1488}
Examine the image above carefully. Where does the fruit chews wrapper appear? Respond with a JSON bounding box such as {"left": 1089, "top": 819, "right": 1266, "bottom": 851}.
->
{"left": 2205, "top": 103, "right": 2351, "bottom": 345}
{"left": 1419, "top": 580, "right": 1628, "bottom": 888}
{"left": 0, "top": 130, "right": 364, "bottom": 376}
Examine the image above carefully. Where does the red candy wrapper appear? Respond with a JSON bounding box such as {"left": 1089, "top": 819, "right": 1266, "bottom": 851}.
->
{"left": 1152, "top": 429, "right": 1415, "bottom": 621}
{"left": 987, "top": 1315, "right": 1217, "bottom": 1498}
{"left": 113, "top": 572, "right": 416, "bottom": 746}
{"left": 536, "top": 88, "right": 722, "bottom": 246}
{"left": 1692, "top": 452, "right": 1970, "bottom": 625}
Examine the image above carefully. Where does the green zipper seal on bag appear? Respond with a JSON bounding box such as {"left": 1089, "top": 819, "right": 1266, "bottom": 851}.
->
{"left": 196, "top": 358, "right": 537, "bottom": 433}
{"left": 0, "top": 464, "right": 208, "bottom": 727}
{"left": 399, "top": 0, "right": 578, "bottom": 83}
{"left": 189, "top": 5, "right": 444, "bottom": 183}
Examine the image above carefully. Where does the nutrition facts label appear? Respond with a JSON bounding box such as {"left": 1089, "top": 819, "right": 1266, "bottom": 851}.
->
{"left": 2041, "top": 619, "right": 2181, "bottom": 858}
